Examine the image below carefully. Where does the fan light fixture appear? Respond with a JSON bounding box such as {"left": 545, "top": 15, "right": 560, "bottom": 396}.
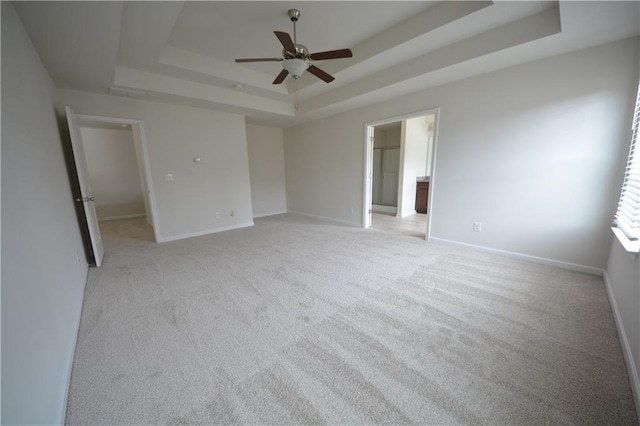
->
{"left": 283, "top": 59, "right": 309, "bottom": 79}
{"left": 234, "top": 9, "right": 353, "bottom": 84}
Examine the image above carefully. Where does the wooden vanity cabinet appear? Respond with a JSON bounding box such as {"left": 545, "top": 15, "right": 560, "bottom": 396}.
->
{"left": 415, "top": 181, "right": 429, "bottom": 214}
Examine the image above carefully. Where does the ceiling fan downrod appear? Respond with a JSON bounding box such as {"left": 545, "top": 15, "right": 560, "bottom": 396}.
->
{"left": 288, "top": 9, "right": 300, "bottom": 44}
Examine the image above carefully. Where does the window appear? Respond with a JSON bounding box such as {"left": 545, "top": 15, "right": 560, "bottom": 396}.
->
{"left": 613, "top": 82, "right": 640, "bottom": 253}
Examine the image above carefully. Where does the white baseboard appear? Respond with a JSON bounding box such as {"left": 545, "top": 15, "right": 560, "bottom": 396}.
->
{"left": 287, "top": 210, "right": 361, "bottom": 228}
{"left": 428, "top": 237, "right": 605, "bottom": 276}
{"left": 60, "top": 264, "right": 89, "bottom": 424}
{"left": 399, "top": 209, "right": 417, "bottom": 218}
{"left": 157, "top": 221, "right": 254, "bottom": 243}
{"left": 98, "top": 213, "right": 145, "bottom": 222}
{"left": 372, "top": 204, "right": 397, "bottom": 214}
{"left": 603, "top": 271, "right": 640, "bottom": 421}
{"left": 253, "top": 210, "right": 287, "bottom": 219}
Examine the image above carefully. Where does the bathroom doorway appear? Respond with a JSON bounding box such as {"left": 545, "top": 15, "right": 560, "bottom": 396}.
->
{"left": 364, "top": 109, "right": 438, "bottom": 240}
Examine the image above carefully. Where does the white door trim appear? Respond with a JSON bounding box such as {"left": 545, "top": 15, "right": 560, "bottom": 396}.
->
{"left": 76, "top": 114, "right": 160, "bottom": 243}
{"left": 363, "top": 107, "right": 440, "bottom": 241}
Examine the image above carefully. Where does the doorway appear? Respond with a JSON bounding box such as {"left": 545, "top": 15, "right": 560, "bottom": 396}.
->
{"left": 364, "top": 109, "right": 438, "bottom": 240}
{"left": 67, "top": 110, "right": 159, "bottom": 266}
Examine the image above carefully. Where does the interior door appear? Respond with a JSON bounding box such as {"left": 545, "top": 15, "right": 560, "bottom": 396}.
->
{"left": 66, "top": 106, "right": 104, "bottom": 267}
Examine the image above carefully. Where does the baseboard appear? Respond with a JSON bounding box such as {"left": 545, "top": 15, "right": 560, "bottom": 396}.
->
{"left": 372, "top": 204, "right": 397, "bottom": 214}
{"left": 428, "top": 237, "right": 605, "bottom": 276}
{"left": 603, "top": 271, "right": 640, "bottom": 420}
{"left": 287, "top": 210, "right": 361, "bottom": 228}
{"left": 98, "top": 213, "right": 145, "bottom": 222}
{"left": 253, "top": 210, "right": 287, "bottom": 219}
{"left": 157, "top": 221, "right": 254, "bottom": 243}
{"left": 399, "top": 209, "right": 417, "bottom": 218}
{"left": 60, "top": 264, "right": 90, "bottom": 424}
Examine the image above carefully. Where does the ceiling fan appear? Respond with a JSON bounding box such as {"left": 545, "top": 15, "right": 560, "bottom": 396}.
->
{"left": 235, "top": 9, "right": 353, "bottom": 84}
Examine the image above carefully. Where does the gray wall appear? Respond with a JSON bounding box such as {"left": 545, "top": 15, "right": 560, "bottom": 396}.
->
{"left": 284, "top": 37, "right": 638, "bottom": 271}
{"left": 1, "top": 3, "right": 89, "bottom": 424}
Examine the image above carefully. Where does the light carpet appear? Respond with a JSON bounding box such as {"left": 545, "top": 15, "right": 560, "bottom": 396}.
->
{"left": 66, "top": 214, "right": 637, "bottom": 424}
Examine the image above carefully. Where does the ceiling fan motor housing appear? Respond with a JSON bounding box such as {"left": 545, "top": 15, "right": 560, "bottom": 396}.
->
{"left": 283, "top": 44, "right": 309, "bottom": 60}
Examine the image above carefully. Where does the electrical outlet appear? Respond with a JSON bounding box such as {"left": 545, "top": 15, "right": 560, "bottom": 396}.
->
{"left": 230, "top": 210, "right": 235, "bottom": 216}
{"left": 473, "top": 222, "right": 482, "bottom": 232}
{"left": 215, "top": 212, "right": 220, "bottom": 219}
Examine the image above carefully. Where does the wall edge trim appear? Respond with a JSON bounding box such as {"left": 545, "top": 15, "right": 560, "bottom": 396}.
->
{"left": 157, "top": 222, "right": 254, "bottom": 243}
{"left": 98, "top": 213, "right": 146, "bottom": 222}
{"left": 60, "top": 265, "right": 90, "bottom": 424}
{"left": 603, "top": 270, "right": 640, "bottom": 420}
{"left": 253, "top": 210, "right": 288, "bottom": 219}
{"left": 428, "top": 237, "right": 605, "bottom": 276}
{"left": 287, "top": 210, "right": 361, "bottom": 227}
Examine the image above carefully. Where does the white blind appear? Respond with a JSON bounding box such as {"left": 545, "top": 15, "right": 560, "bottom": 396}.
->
{"left": 614, "top": 82, "right": 640, "bottom": 242}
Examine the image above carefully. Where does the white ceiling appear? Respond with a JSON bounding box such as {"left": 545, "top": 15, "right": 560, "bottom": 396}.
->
{"left": 13, "top": 1, "right": 640, "bottom": 128}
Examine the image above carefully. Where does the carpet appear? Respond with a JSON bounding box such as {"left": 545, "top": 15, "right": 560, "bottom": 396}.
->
{"left": 65, "top": 214, "right": 636, "bottom": 424}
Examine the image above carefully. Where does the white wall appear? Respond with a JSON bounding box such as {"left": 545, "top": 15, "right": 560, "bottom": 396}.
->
{"left": 398, "top": 116, "right": 430, "bottom": 217}
{"left": 603, "top": 32, "right": 640, "bottom": 416}
{"left": 131, "top": 123, "right": 153, "bottom": 224}
{"left": 1, "top": 3, "right": 89, "bottom": 423}
{"left": 384, "top": 126, "right": 401, "bottom": 147}
{"left": 80, "top": 127, "right": 145, "bottom": 220}
{"left": 56, "top": 89, "right": 254, "bottom": 242}
{"left": 284, "top": 37, "right": 639, "bottom": 270}
{"left": 374, "top": 126, "right": 401, "bottom": 149}
{"left": 605, "top": 241, "right": 640, "bottom": 413}
{"left": 373, "top": 128, "right": 386, "bottom": 149}
{"left": 245, "top": 124, "right": 287, "bottom": 218}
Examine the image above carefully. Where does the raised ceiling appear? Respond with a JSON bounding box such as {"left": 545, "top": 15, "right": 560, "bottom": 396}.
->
{"left": 13, "top": 1, "right": 640, "bottom": 128}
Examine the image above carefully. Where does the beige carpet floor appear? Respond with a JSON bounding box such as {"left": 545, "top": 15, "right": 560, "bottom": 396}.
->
{"left": 66, "top": 214, "right": 636, "bottom": 424}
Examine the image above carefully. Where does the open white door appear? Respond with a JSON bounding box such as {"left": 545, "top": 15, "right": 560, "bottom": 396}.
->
{"left": 364, "top": 126, "right": 374, "bottom": 228}
{"left": 66, "top": 106, "right": 105, "bottom": 267}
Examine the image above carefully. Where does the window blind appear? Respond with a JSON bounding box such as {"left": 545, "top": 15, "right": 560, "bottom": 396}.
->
{"left": 614, "top": 82, "right": 640, "bottom": 244}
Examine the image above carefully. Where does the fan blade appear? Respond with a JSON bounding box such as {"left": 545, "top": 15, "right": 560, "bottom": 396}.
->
{"left": 274, "top": 31, "right": 296, "bottom": 53}
{"left": 307, "top": 65, "right": 335, "bottom": 83}
{"left": 309, "top": 49, "right": 353, "bottom": 61}
{"left": 235, "top": 58, "right": 283, "bottom": 63}
{"left": 272, "top": 69, "right": 289, "bottom": 85}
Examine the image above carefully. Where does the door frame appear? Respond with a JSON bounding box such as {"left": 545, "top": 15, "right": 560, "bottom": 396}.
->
{"left": 363, "top": 107, "right": 440, "bottom": 241}
{"left": 77, "top": 114, "right": 160, "bottom": 243}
